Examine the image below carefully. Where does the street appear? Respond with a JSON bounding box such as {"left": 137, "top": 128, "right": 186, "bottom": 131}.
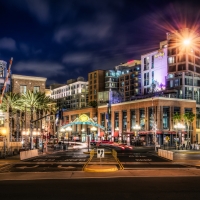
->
{"left": 1, "top": 177, "right": 200, "bottom": 200}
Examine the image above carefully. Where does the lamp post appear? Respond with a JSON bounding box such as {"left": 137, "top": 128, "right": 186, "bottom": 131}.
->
{"left": 91, "top": 126, "right": 97, "bottom": 141}
{"left": 174, "top": 123, "right": 185, "bottom": 150}
{"left": 0, "top": 128, "right": 7, "bottom": 158}
{"left": 133, "top": 124, "right": 141, "bottom": 146}
{"left": 60, "top": 127, "right": 66, "bottom": 150}
{"left": 66, "top": 126, "right": 72, "bottom": 149}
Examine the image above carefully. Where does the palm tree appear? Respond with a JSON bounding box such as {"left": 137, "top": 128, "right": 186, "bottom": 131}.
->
{"left": 173, "top": 112, "right": 181, "bottom": 148}
{"left": 20, "top": 91, "right": 54, "bottom": 149}
{"left": 183, "top": 112, "right": 195, "bottom": 149}
{"left": 1, "top": 92, "right": 21, "bottom": 142}
{"left": 20, "top": 91, "right": 45, "bottom": 149}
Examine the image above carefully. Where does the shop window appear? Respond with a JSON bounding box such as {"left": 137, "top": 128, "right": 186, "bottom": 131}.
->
{"left": 163, "top": 107, "right": 170, "bottom": 129}
{"left": 131, "top": 110, "right": 136, "bottom": 130}
{"left": 114, "top": 112, "right": 119, "bottom": 129}
{"left": 101, "top": 113, "right": 105, "bottom": 127}
{"left": 148, "top": 107, "right": 154, "bottom": 130}
{"left": 122, "top": 111, "right": 127, "bottom": 130}
{"left": 139, "top": 109, "right": 145, "bottom": 130}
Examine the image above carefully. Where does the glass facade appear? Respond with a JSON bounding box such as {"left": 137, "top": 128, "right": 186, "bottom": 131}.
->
{"left": 130, "top": 110, "right": 136, "bottom": 130}
{"left": 122, "top": 111, "right": 127, "bottom": 131}
{"left": 139, "top": 109, "right": 145, "bottom": 130}
{"left": 163, "top": 107, "right": 170, "bottom": 129}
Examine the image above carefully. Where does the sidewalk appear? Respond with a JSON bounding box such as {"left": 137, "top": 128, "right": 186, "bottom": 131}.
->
{"left": 1, "top": 168, "right": 200, "bottom": 180}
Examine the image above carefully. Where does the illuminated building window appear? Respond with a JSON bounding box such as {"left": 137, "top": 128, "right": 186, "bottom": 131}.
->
{"left": 168, "top": 56, "right": 176, "bottom": 64}
{"left": 122, "top": 111, "right": 127, "bottom": 130}
{"left": 130, "top": 110, "right": 136, "bottom": 129}
{"left": 33, "top": 86, "right": 40, "bottom": 93}
{"left": 20, "top": 85, "right": 27, "bottom": 94}
{"left": 114, "top": 112, "right": 119, "bottom": 129}
{"left": 163, "top": 107, "right": 170, "bottom": 129}
{"left": 144, "top": 57, "right": 149, "bottom": 71}
{"left": 151, "top": 56, "right": 154, "bottom": 69}
{"left": 139, "top": 109, "right": 145, "bottom": 130}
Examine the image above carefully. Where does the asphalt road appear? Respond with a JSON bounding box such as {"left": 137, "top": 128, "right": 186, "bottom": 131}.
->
{"left": 1, "top": 177, "right": 200, "bottom": 200}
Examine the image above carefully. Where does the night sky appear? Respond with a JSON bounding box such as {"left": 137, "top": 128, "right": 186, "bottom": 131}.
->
{"left": 0, "top": 0, "right": 199, "bottom": 86}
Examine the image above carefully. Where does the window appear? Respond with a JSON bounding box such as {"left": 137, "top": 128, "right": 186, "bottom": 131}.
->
{"left": 33, "top": 86, "right": 40, "bottom": 93}
{"left": 151, "top": 56, "right": 154, "bottom": 69}
{"left": 144, "top": 57, "right": 149, "bottom": 71}
{"left": 163, "top": 107, "right": 170, "bottom": 129}
{"left": 168, "top": 56, "right": 176, "bottom": 64}
{"left": 148, "top": 107, "right": 154, "bottom": 130}
{"left": 94, "top": 73, "right": 97, "bottom": 78}
{"left": 0, "top": 67, "right": 4, "bottom": 77}
{"left": 130, "top": 110, "right": 136, "bottom": 129}
{"left": 152, "top": 71, "right": 154, "bottom": 82}
{"left": 144, "top": 72, "right": 149, "bottom": 86}
{"left": 122, "top": 111, "right": 127, "bottom": 130}
{"left": 20, "top": 85, "right": 27, "bottom": 94}
{"left": 101, "top": 113, "right": 105, "bottom": 126}
{"left": 114, "top": 112, "right": 119, "bottom": 129}
{"left": 139, "top": 109, "right": 145, "bottom": 130}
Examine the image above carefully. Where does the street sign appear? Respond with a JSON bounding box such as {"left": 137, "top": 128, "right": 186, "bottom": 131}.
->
{"left": 97, "top": 148, "right": 104, "bottom": 158}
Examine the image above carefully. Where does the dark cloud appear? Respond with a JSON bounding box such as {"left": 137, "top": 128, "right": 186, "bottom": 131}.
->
{"left": 0, "top": 0, "right": 199, "bottom": 85}
{"left": 0, "top": 37, "right": 17, "bottom": 51}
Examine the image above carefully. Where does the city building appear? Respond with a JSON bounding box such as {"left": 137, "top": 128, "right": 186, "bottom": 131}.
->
{"left": 50, "top": 77, "right": 88, "bottom": 109}
{"left": 0, "top": 60, "right": 11, "bottom": 94}
{"left": 11, "top": 74, "right": 46, "bottom": 94}
{"left": 98, "top": 97, "right": 197, "bottom": 145}
{"left": 88, "top": 70, "right": 105, "bottom": 102}
{"left": 11, "top": 74, "right": 48, "bottom": 143}
{"left": 166, "top": 28, "right": 200, "bottom": 103}
{"left": 141, "top": 41, "right": 168, "bottom": 95}
{"left": 98, "top": 60, "right": 141, "bottom": 104}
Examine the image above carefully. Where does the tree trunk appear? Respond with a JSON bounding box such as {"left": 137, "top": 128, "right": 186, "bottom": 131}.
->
{"left": 30, "top": 107, "right": 33, "bottom": 149}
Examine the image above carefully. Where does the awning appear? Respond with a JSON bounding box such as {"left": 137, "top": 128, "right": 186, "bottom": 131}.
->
{"left": 123, "top": 132, "right": 135, "bottom": 135}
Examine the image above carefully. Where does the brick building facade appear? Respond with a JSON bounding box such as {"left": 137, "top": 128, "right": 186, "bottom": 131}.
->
{"left": 98, "top": 97, "right": 196, "bottom": 145}
{"left": 10, "top": 74, "right": 47, "bottom": 142}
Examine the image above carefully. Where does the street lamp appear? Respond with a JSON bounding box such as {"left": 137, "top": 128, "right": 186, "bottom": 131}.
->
{"left": 174, "top": 123, "right": 185, "bottom": 150}
{"left": 66, "top": 126, "right": 72, "bottom": 149}
{"left": 91, "top": 126, "right": 97, "bottom": 141}
{"left": 60, "top": 127, "right": 66, "bottom": 146}
{"left": 0, "top": 128, "right": 7, "bottom": 158}
{"left": 183, "top": 39, "right": 191, "bottom": 46}
{"left": 133, "top": 124, "right": 141, "bottom": 146}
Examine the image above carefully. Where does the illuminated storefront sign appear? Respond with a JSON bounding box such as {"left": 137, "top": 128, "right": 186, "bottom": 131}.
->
{"left": 155, "top": 52, "right": 164, "bottom": 58}
{"left": 79, "top": 114, "right": 89, "bottom": 122}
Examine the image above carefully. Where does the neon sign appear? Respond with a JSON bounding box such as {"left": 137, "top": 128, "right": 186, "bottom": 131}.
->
{"left": 79, "top": 114, "right": 89, "bottom": 122}
{"left": 155, "top": 52, "right": 164, "bottom": 58}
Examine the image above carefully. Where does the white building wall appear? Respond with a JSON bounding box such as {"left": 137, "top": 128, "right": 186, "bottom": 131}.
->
{"left": 50, "top": 81, "right": 88, "bottom": 99}
{"left": 141, "top": 47, "right": 168, "bottom": 94}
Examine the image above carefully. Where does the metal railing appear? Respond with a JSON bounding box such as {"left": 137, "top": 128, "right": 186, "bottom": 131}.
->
{"left": 112, "top": 149, "right": 124, "bottom": 170}
{"left": 82, "top": 149, "right": 94, "bottom": 171}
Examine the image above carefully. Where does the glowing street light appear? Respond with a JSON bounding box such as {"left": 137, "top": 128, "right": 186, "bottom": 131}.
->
{"left": 174, "top": 123, "right": 185, "bottom": 150}
{"left": 183, "top": 39, "right": 191, "bottom": 46}
{"left": 65, "top": 126, "right": 72, "bottom": 148}
{"left": 133, "top": 124, "right": 141, "bottom": 146}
